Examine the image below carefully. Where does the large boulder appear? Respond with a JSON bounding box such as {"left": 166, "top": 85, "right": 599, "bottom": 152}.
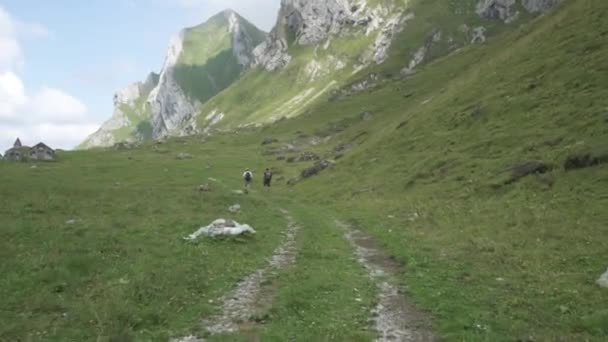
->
{"left": 521, "top": 0, "right": 561, "bottom": 13}
{"left": 184, "top": 219, "right": 256, "bottom": 240}
{"left": 597, "top": 268, "right": 608, "bottom": 288}
{"left": 504, "top": 160, "right": 550, "bottom": 184}
{"left": 301, "top": 159, "right": 335, "bottom": 178}
{"left": 476, "top": 0, "right": 517, "bottom": 21}
{"left": 564, "top": 153, "right": 608, "bottom": 171}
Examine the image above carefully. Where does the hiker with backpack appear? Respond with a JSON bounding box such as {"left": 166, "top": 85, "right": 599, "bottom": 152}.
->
{"left": 263, "top": 168, "right": 273, "bottom": 190}
{"left": 243, "top": 169, "right": 253, "bottom": 191}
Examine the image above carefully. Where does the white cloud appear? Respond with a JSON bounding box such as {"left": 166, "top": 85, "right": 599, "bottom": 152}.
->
{"left": 28, "top": 87, "right": 88, "bottom": 123}
{"left": 0, "top": 6, "right": 98, "bottom": 151}
{"left": 0, "top": 123, "right": 99, "bottom": 151}
{"left": 0, "top": 71, "right": 27, "bottom": 119}
{"left": 0, "top": 72, "right": 98, "bottom": 150}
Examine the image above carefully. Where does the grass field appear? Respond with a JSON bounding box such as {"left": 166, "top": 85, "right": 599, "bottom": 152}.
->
{"left": 2, "top": 0, "right": 608, "bottom": 341}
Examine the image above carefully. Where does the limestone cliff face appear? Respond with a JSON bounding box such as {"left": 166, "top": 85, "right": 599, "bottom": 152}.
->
{"left": 254, "top": 0, "right": 400, "bottom": 71}
{"left": 476, "top": 0, "right": 561, "bottom": 22}
{"left": 148, "top": 10, "right": 265, "bottom": 139}
{"left": 147, "top": 32, "right": 196, "bottom": 138}
{"left": 82, "top": 10, "right": 265, "bottom": 147}
{"left": 80, "top": 73, "right": 159, "bottom": 148}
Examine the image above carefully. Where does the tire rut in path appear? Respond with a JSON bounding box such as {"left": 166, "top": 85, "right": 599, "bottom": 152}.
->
{"left": 173, "top": 210, "right": 299, "bottom": 342}
{"left": 336, "top": 221, "right": 437, "bottom": 342}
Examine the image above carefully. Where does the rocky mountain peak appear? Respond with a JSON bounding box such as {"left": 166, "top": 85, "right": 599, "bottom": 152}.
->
{"left": 254, "top": 0, "right": 396, "bottom": 71}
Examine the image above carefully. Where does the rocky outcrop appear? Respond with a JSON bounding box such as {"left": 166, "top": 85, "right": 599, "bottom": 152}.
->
{"left": 81, "top": 73, "right": 159, "bottom": 148}
{"left": 521, "top": 0, "right": 561, "bottom": 13}
{"left": 253, "top": 35, "right": 291, "bottom": 72}
{"left": 367, "top": 12, "right": 414, "bottom": 64}
{"left": 476, "top": 0, "right": 518, "bottom": 22}
{"left": 226, "top": 10, "right": 262, "bottom": 67}
{"left": 147, "top": 32, "right": 199, "bottom": 138}
{"left": 82, "top": 10, "right": 265, "bottom": 147}
{"left": 255, "top": 0, "right": 402, "bottom": 71}
{"left": 149, "top": 10, "right": 265, "bottom": 138}
{"left": 476, "top": 0, "right": 561, "bottom": 22}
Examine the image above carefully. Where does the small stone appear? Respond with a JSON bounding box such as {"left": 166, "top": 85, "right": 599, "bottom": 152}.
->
{"left": 229, "top": 204, "right": 241, "bottom": 213}
{"left": 198, "top": 184, "right": 211, "bottom": 192}
{"left": 597, "top": 268, "right": 608, "bottom": 288}
{"left": 361, "top": 111, "right": 373, "bottom": 121}
{"left": 177, "top": 153, "right": 193, "bottom": 160}
{"left": 496, "top": 277, "right": 505, "bottom": 282}
{"left": 65, "top": 219, "right": 77, "bottom": 225}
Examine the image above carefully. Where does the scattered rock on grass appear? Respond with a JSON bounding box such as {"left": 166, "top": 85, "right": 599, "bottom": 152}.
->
{"left": 361, "top": 111, "right": 373, "bottom": 121}
{"left": 597, "top": 268, "right": 608, "bottom": 288}
{"left": 564, "top": 153, "right": 608, "bottom": 171}
{"left": 229, "top": 204, "right": 241, "bottom": 213}
{"left": 287, "top": 177, "right": 300, "bottom": 186}
{"left": 505, "top": 160, "right": 550, "bottom": 184}
{"left": 184, "top": 219, "right": 256, "bottom": 240}
{"left": 177, "top": 153, "right": 193, "bottom": 160}
{"left": 296, "top": 151, "right": 320, "bottom": 162}
{"left": 261, "top": 137, "right": 278, "bottom": 145}
{"left": 301, "top": 160, "right": 334, "bottom": 178}
{"left": 197, "top": 184, "right": 211, "bottom": 192}
{"left": 65, "top": 219, "right": 78, "bottom": 225}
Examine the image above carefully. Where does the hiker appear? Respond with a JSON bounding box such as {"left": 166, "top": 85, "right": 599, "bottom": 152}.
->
{"left": 263, "top": 168, "right": 273, "bottom": 190}
{"left": 243, "top": 168, "right": 253, "bottom": 191}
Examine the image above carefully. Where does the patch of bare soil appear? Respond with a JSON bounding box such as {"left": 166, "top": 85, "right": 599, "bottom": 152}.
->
{"left": 173, "top": 211, "right": 299, "bottom": 341}
{"left": 337, "top": 221, "right": 437, "bottom": 342}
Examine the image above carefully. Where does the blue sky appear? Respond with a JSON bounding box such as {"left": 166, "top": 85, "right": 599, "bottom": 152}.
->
{"left": 0, "top": 0, "right": 278, "bottom": 150}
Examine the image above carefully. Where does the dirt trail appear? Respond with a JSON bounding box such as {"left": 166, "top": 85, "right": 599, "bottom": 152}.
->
{"left": 337, "top": 221, "right": 437, "bottom": 342}
{"left": 173, "top": 211, "right": 299, "bottom": 342}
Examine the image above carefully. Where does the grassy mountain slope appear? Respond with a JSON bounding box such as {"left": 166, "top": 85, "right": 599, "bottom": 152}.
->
{"left": 78, "top": 76, "right": 158, "bottom": 149}
{"left": 261, "top": 0, "right": 608, "bottom": 339}
{"left": 190, "top": 0, "right": 541, "bottom": 132}
{"left": 80, "top": 12, "right": 265, "bottom": 148}
{"left": 174, "top": 12, "right": 266, "bottom": 105}
{"left": 2, "top": 0, "right": 607, "bottom": 341}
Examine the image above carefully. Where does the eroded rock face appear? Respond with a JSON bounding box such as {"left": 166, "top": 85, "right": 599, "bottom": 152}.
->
{"left": 148, "top": 32, "right": 200, "bottom": 139}
{"left": 148, "top": 11, "right": 263, "bottom": 138}
{"left": 255, "top": 0, "right": 401, "bottom": 71}
{"left": 476, "top": 0, "right": 561, "bottom": 22}
{"left": 521, "top": 0, "right": 561, "bottom": 13}
{"left": 81, "top": 73, "right": 159, "bottom": 148}
{"left": 367, "top": 12, "right": 414, "bottom": 64}
{"left": 227, "top": 10, "right": 261, "bottom": 67}
{"left": 476, "top": 0, "right": 517, "bottom": 22}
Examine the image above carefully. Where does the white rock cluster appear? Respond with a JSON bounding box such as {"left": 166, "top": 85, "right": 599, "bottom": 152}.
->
{"left": 476, "top": 0, "right": 561, "bottom": 22}
{"left": 255, "top": 0, "right": 399, "bottom": 71}
{"left": 184, "top": 219, "right": 256, "bottom": 240}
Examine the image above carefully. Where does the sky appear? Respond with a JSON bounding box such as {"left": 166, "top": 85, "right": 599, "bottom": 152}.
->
{"left": 0, "top": 0, "right": 279, "bottom": 151}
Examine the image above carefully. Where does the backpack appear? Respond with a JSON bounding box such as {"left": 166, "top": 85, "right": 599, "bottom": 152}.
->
{"left": 244, "top": 172, "right": 252, "bottom": 181}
